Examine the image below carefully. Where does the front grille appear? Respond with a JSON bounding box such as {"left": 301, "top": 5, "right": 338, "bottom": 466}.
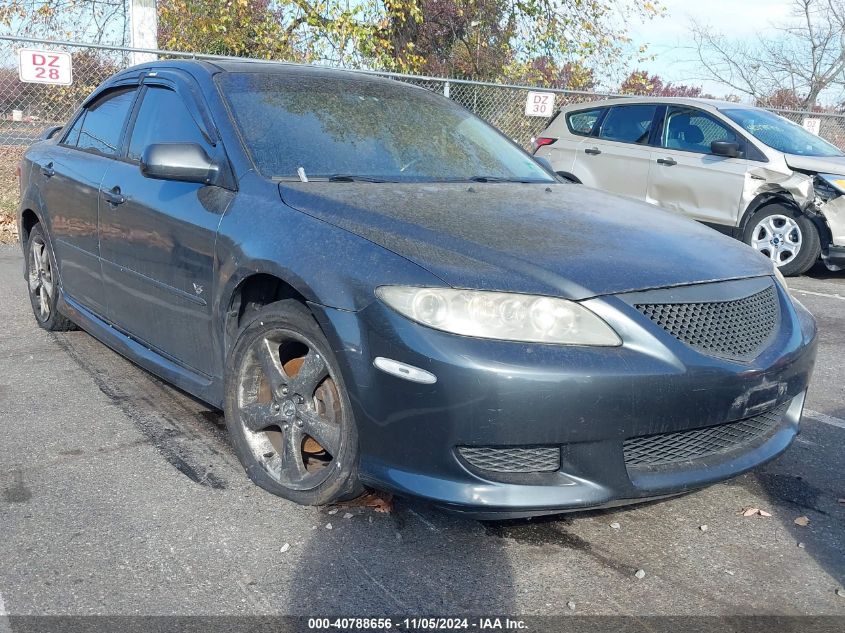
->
{"left": 457, "top": 446, "right": 561, "bottom": 473}
{"left": 635, "top": 284, "right": 779, "bottom": 362}
{"left": 623, "top": 402, "right": 789, "bottom": 468}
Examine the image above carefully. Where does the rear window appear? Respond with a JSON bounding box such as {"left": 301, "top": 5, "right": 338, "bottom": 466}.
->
{"left": 217, "top": 72, "right": 552, "bottom": 183}
{"left": 76, "top": 88, "right": 136, "bottom": 156}
{"left": 599, "top": 104, "right": 657, "bottom": 145}
{"left": 566, "top": 108, "right": 604, "bottom": 136}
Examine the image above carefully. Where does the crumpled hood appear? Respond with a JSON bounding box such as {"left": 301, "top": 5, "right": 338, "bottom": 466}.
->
{"left": 784, "top": 153, "right": 845, "bottom": 175}
{"left": 279, "top": 182, "right": 772, "bottom": 300}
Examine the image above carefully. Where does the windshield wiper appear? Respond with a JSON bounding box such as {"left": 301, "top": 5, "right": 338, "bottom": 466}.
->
{"left": 439, "top": 176, "right": 547, "bottom": 183}
{"left": 326, "top": 174, "right": 391, "bottom": 183}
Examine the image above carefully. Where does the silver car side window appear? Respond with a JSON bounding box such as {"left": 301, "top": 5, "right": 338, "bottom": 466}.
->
{"left": 663, "top": 108, "right": 739, "bottom": 154}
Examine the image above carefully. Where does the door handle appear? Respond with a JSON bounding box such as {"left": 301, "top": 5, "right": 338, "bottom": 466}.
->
{"left": 584, "top": 147, "right": 602, "bottom": 155}
{"left": 657, "top": 157, "right": 677, "bottom": 166}
{"left": 102, "top": 186, "right": 126, "bottom": 206}
{"left": 41, "top": 162, "right": 55, "bottom": 177}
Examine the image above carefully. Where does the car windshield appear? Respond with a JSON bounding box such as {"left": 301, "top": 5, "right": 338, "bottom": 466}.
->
{"left": 722, "top": 107, "right": 844, "bottom": 157}
{"left": 218, "top": 72, "right": 553, "bottom": 183}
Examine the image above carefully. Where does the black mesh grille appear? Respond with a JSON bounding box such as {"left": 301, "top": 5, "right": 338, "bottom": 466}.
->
{"left": 457, "top": 446, "right": 560, "bottom": 473}
{"left": 635, "top": 285, "right": 779, "bottom": 361}
{"left": 623, "top": 402, "right": 789, "bottom": 468}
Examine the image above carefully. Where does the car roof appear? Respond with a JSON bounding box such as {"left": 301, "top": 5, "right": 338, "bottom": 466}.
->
{"left": 112, "top": 58, "right": 423, "bottom": 90}
{"left": 558, "top": 95, "right": 755, "bottom": 114}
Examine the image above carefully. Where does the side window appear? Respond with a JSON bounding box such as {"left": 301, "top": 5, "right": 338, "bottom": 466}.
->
{"left": 128, "top": 86, "right": 209, "bottom": 161}
{"left": 61, "top": 112, "right": 86, "bottom": 147}
{"left": 599, "top": 105, "right": 657, "bottom": 145}
{"left": 663, "top": 108, "right": 740, "bottom": 154}
{"left": 567, "top": 108, "right": 604, "bottom": 136}
{"left": 77, "top": 88, "right": 137, "bottom": 156}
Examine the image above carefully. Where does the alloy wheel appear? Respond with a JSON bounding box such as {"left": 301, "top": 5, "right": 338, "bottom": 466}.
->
{"left": 751, "top": 214, "right": 803, "bottom": 267}
{"left": 235, "top": 330, "right": 343, "bottom": 491}
{"left": 28, "top": 236, "right": 54, "bottom": 321}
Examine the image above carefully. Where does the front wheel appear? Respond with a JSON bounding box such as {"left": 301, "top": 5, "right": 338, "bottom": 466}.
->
{"left": 223, "top": 300, "right": 363, "bottom": 505}
{"left": 743, "top": 205, "right": 820, "bottom": 276}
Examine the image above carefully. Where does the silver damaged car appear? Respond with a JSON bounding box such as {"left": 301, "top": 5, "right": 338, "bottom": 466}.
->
{"left": 534, "top": 97, "right": 845, "bottom": 275}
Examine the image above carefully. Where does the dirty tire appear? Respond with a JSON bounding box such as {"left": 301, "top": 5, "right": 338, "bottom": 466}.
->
{"left": 25, "top": 223, "right": 76, "bottom": 331}
{"left": 224, "top": 300, "right": 363, "bottom": 505}
{"left": 743, "top": 204, "right": 820, "bottom": 277}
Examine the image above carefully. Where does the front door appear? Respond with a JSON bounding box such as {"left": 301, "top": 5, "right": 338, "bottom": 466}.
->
{"left": 647, "top": 106, "right": 749, "bottom": 227}
{"left": 99, "top": 84, "right": 231, "bottom": 375}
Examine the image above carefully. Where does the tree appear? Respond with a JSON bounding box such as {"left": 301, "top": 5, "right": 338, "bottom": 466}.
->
{"left": 691, "top": 0, "right": 845, "bottom": 109}
{"left": 619, "top": 70, "right": 711, "bottom": 97}
{"left": 0, "top": 0, "right": 129, "bottom": 44}
{"left": 154, "top": 0, "right": 664, "bottom": 81}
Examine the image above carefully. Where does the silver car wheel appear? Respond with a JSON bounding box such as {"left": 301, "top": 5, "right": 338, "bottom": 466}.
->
{"left": 751, "top": 214, "right": 803, "bottom": 267}
{"left": 28, "top": 236, "right": 54, "bottom": 321}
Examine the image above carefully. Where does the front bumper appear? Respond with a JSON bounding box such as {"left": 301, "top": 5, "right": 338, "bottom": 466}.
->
{"left": 313, "top": 277, "right": 817, "bottom": 518}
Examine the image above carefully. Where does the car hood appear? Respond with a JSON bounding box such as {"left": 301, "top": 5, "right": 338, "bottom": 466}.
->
{"left": 784, "top": 153, "right": 845, "bottom": 174}
{"left": 278, "top": 182, "right": 772, "bottom": 300}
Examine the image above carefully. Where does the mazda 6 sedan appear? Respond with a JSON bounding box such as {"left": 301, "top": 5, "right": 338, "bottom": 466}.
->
{"left": 17, "top": 60, "right": 817, "bottom": 518}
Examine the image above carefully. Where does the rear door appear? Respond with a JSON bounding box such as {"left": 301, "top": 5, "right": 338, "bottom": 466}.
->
{"left": 536, "top": 106, "right": 606, "bottom": 177}
{"left": 98, "top": 77, "right": 232, "bottom": 375}
{"left": 572, "top": 103, "right": 658, "bottom": 200}
{"left": 42, "top": 87, "right": 138, "bottom": 316}
{"left": 647, "top": 106, "right": 749, "bottom": 226}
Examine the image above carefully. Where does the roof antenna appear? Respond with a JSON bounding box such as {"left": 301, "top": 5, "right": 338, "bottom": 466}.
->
{"left": 297, "top": 167, "right": 309, "bottom": 183}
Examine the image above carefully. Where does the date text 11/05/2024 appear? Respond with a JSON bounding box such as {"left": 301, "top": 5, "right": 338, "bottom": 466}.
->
{"left": 307, "top": 617, "right": 528, "bottom": 630}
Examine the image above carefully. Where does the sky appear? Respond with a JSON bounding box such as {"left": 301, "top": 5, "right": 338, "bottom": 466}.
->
{"left": 627, "top": 0, "right": 795, "bottom": 99}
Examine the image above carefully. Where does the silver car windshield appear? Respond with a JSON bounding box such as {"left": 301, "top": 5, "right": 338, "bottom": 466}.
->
{"left": 722, "top": 108, "right": 843, "bottom": 157}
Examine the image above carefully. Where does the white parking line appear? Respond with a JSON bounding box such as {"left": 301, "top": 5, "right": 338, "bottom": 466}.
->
{"left": 791, "top": 289, "right": 845, "bottom": 301}
{"left": 0, "top": 592, "right": 12, "bottom": 633}
{"left": 804, "top": 409, "right": 845, "bottom": 430}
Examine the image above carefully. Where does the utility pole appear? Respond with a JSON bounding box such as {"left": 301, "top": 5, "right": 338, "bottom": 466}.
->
{"left": 129, "top": 0, "right": 158, "bottom": 65}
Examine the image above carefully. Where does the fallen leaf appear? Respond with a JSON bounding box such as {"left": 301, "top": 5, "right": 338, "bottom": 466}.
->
{"left": 343, "top": 512, "right": 353, "bottom": 519}
{"left": 743, "top": 507, "right": 760, "bottom": 517}
{"left": 336, "top": 490, "right": 394, "bottom": 514}
{"left": 794, "top": 516, "right": 810, "bottom": 526}
{"left": 759, "top": 510, "right": 772, "bottom": 517}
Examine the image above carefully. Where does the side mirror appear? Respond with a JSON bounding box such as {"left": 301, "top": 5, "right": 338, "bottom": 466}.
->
{"left": 711, "top": 141, "right": 740, "bottom": 158}
{"left": 41, "top": 125, "right": 63, "bottom": 140}
{"left": 140, "top": 143, "right": 219, "bottom": 185}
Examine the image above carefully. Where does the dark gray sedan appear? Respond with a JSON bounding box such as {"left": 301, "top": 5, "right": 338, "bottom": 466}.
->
{"left": 17, "top": 60, "right": 817, "bottom": 518}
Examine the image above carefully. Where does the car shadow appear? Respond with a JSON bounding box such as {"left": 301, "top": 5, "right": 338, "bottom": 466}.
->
{"left": 284, "top": 496, "right": 518, "bottom": 615}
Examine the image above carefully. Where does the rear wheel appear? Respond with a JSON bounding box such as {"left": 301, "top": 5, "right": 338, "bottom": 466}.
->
{"left": 224, "top": 300, "right": 362, "bottom": 505}
{"left": 25, "top": 223, "right": 75, "bottom": 331}
{"left": 743, "top": 205, "right": 820, "bottom": 276}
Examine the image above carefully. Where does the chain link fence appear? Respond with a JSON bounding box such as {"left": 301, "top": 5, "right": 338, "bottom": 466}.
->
{"left": 6, "top": 34, "right": 845, "bottom": 242}
{"left": 4, "top": 35, "right": 845, "bottom": 152}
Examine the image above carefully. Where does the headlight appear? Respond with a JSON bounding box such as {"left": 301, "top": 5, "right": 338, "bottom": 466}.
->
{"left": 376, "top": 286, "right": 621, "bottom": 346}
{"left": 815, "top": 174, "right": 845, "bottom": 202}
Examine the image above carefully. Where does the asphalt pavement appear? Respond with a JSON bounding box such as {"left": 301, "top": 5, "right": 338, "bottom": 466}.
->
{"left": 0, "top": 243, "right": 844, "bottom": 618}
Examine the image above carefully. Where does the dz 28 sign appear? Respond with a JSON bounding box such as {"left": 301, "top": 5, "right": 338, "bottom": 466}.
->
{"left": 18, "top": 49, "right": 73, "bottom": 85}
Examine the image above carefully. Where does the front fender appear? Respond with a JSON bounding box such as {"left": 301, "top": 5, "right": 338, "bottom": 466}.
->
{"left": 212, "top": 175, "right": 444, "bottom": 358}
